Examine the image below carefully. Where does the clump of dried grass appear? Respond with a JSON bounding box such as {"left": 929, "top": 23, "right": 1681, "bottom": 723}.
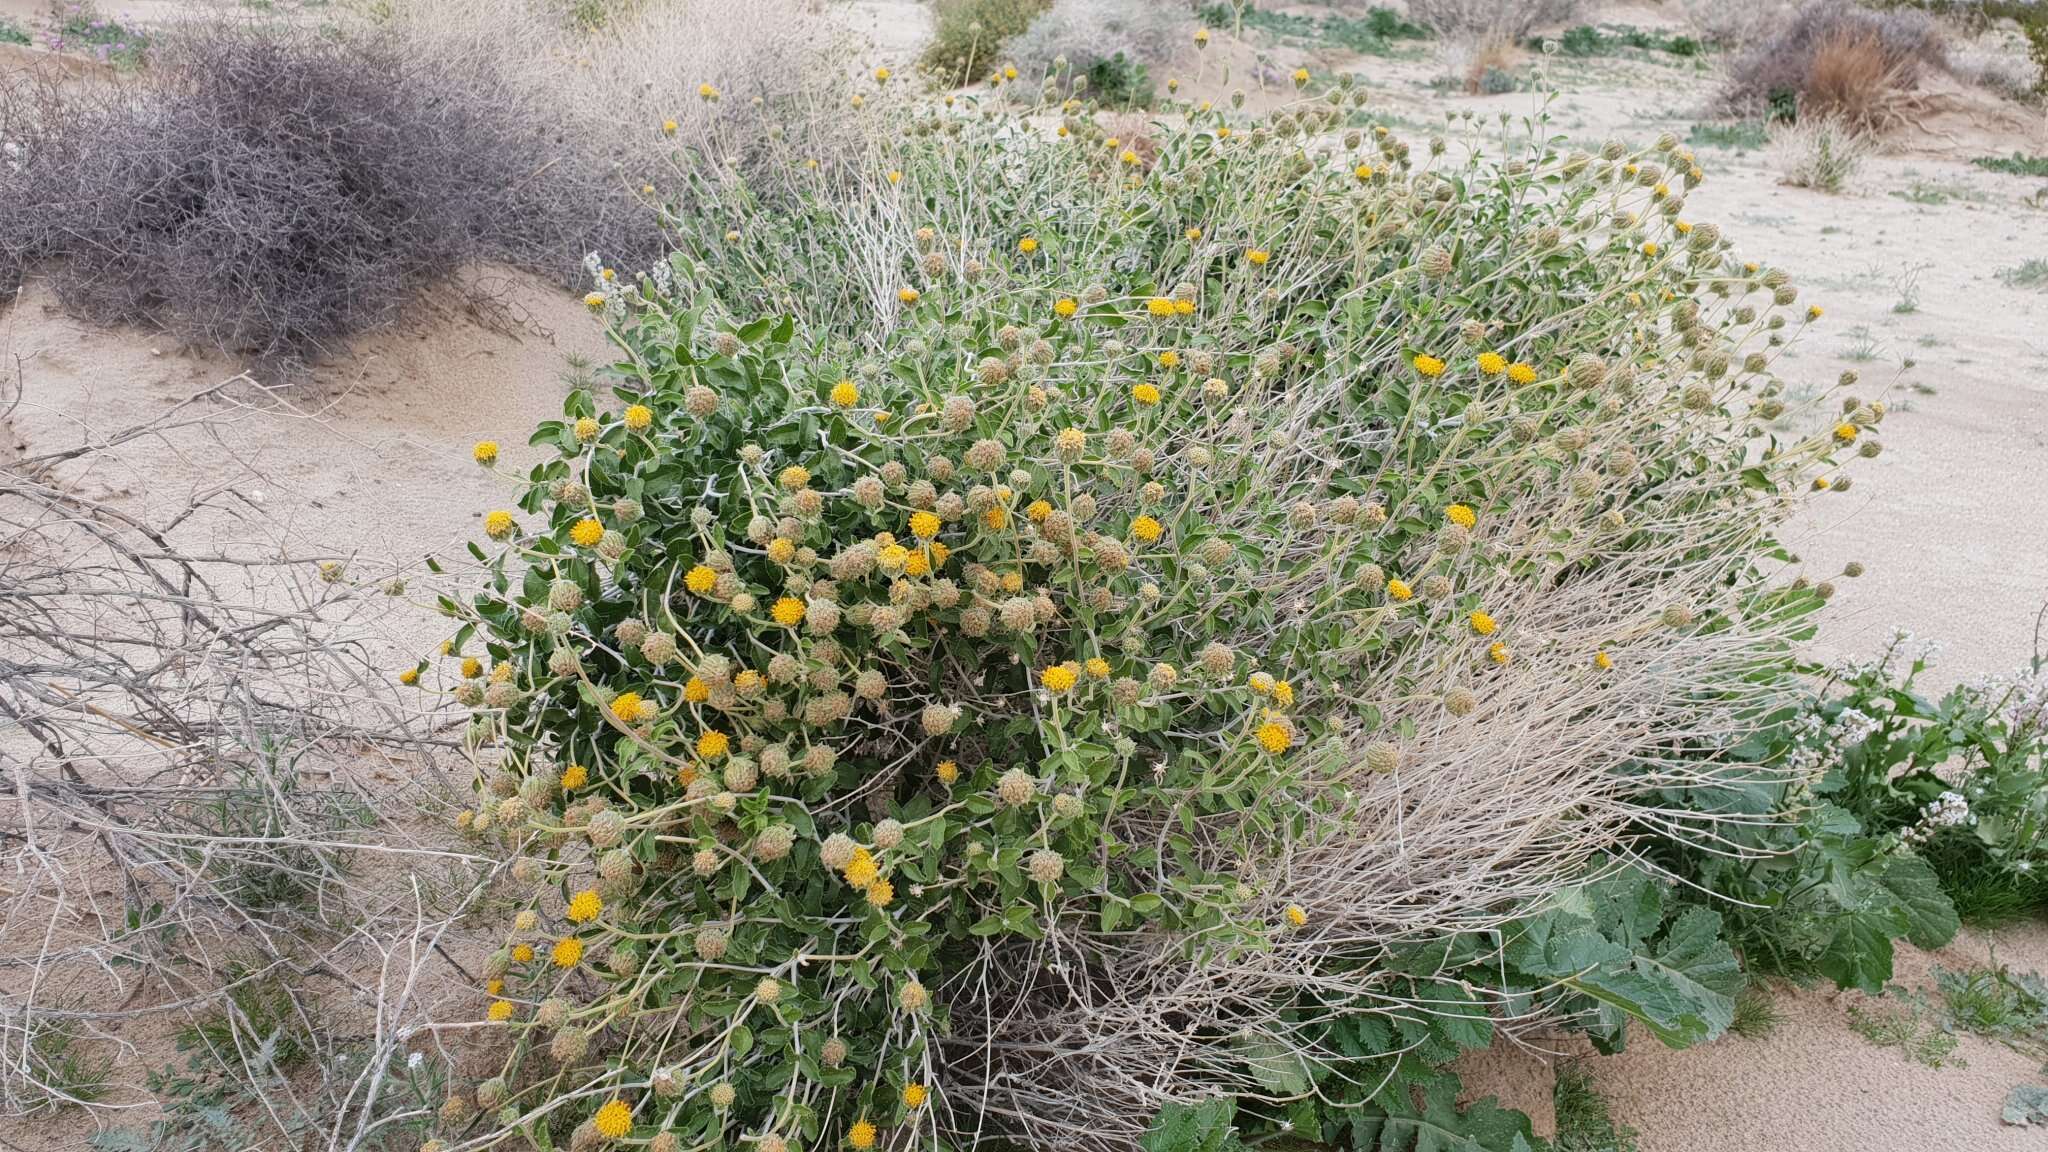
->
{"left": 1406, "top": 0, "right": 1581, "bottom": 40}
{"left": 1770, "top": 114, "right": 1874, "bottom": 191}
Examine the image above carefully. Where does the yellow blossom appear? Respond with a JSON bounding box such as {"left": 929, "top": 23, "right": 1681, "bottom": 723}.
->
{"left": 1507, "top": 362, "right": 1537, "bottom": 385}
{"left": 904, "top": 1084, "right": 928, "bottom": 1108}
{"left": 562, "top": 763, "right": 588, "bottom": 789}
{"left": 686, "top": 565, "right": 718, "bottom": 594}
{"left": 484, "top": 510, "right": 516, "bottom": 539}
{"left": 512, "top": 943, "right": 535, "bottom": 963}
{"left": 1041, "top": 664, "right": 1077, "bottom": 693}
{"left": 567, "top": 889, "right": 603, "bottom": 923}
{"left": 1245, "top": 248, "right": 1270, "bottom": 265}
{"left": 1019, "top": 236, "right": 1038, "bottom": 253}
{"left": 848, "top": 1121, "right": 877, "bottom": 1150}
{"left": 593, "top": 1099, "right": 632, "bottom": 1139}
{"left": 1132, "top": 382, "right": 1162, "bottom": 406}
{"left": 844, "top": 847, "right": 880, "bottom": 888}
{"left": 1833, "top": 423, "right": 1858, "bottom": 443}
{"left": 1412, "top": 354, "right": 1446, "bottom": 378}
{"left": 1285, "top": 904, "right": 1307, "bottom": 927}
{"left": 866, "top": 878, "right": 894, "bottom": 907}
{"left": 898, "top": 287, "right": 920, "bottom": 304}
{"left": 1489, "top": 642, "right": 1512, "bottom": 665}
{"left": 779, "top": 465, "right": 811, "bottom": 491}
{"left": 1446, "top": 504, "right": 1476, "bottom": 529}
{"left": 461, "top": 657, "right": 483, "bottom": 679}
{"left": 831, "top": 380, "right": 859, "bottom": 408}
{"left": 935, "top": 759, "right": 959, "bottom": 785}
{"left": 488, "top": 999, "right": 515, "bottom": 1021}
{"left": 1469, "top": 610, "right": 1497, "bottom": 636}
{"left": 552, "top": 936, "right": 584, "bottom": 968}
{"left": 1387, "top": 578, "right": 1413, "bottom": 602}
{"left": 623, "top": 404, "right": 652, "bottom": 431}
{"left": 1476, "top": 353, "right": 1506, "bottom": 376}
{"left": 472, "top": 440, "right": 499, "bottom": 465}
{"left": 1085, "top": 657, "right": 1111, "bottom": 679}
{"left": 697, "top": 730, "right": 730, "bottom": 759}
{"left": 1594, "top": 651, "right": 1614, "bottom": 670}
{"left": 1130, "top": 515, "right": 1164, "bottom": 543}
{"left": 910, "top": 511, "right": 941, "bottom": 539}
{"left": 1054, "top": 297, "right": 1078, "bottom": 318}
{"left": 1256, "top": 721, "right": 1293, "bottom": 754}
{"left": 570, "top": 518, "right": 605, "bottom": 547}
{"left": 398, "top": 667, "right": 419, "bottom": 686}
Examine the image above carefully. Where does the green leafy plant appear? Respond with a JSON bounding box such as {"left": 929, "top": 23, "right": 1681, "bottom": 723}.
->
{"left": 1847, "top": 994, "right": 1964, "bottom": 1067}
{"left": 1553, "top": 1062, "right": 1640, "bottom": 1152}
{"left": 1975, "top": 153, "right": 2048, "bottom": 178}
{"left": 1689, "top": 121, "right": 1769, "bottom": 151}
{"left": 923, "top": 0, "right": 1050, "bottom": 83}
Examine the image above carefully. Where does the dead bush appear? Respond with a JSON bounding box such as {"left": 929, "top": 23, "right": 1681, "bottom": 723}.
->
{"left": 1407, "top": 0, "right": 1581, "bottom": 40}
{"left": 0, "top": 20, "right": 665, "bottom": 366}
{"left": 1724, "top": 0, "right": 1946, "bottom": 126}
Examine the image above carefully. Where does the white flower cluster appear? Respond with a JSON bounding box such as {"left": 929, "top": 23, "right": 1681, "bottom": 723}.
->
{"left": 1902, "top": 789, "right": 1974, "bottom": 846}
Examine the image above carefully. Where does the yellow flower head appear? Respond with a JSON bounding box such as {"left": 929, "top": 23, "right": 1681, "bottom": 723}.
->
{"left": 1026, "top": 499, "right": 1053, "bottom": 523}
{"left": 1187, "top": 227, "right": 1203, "bottom": 241}
{"left": 398, "top": 667, "right": 420, "bottom": 686}
{"left": 623, "top": 404, "right": 653, "bottom": 431}
{"left": 910, "top": 511, "right": 941, "bottom": 540}
{"left": 1833, "top": 422, "right": 1858, "bottom": 443}
{"left": 472, "top": 440, "right": 499, "bottom": 465}
{"left": 570, "top": 518, "right": 605, "bottom": 547}
{"left": 1284, "top": 904, "right": 1307, "bottom": 927}
{"left": 584, "top": 292, "right": 607, "bottom": 309}
{"left": 1040, "top": 664, "right": 1077, "bottom": 693}
{"left": 1469, "top": 610, "right": 1497, "bottom": 636}
{"left": 1130, "top": 515, "right": 1164, "bottom": 543}
{"left": 1507, "top": 362, "right": 1537, "bottom": 385}
{"left": 1018, "top": 236, "right": 1038, "bottom": 253}
{"left": 848, "top": 1121, "right": 878, "bottom": 1150}
{"left": 512, "top": 943, "right": 535, "bottom": 963}
{"left": 488, "top": 998, "right": 515, "bottom": 1022}
{"left": 663, "top": 118, "right": 678, "bottom": 135}
{"left": 766, "top": 538, "right": 797, "bottom": 564}
{"left": 779, "top": 465, "right": 811, "bottom": 491}
{"left": 697, "top": 730, "right": 731, "bottom": 759}
{"left": 575, "top": 416, "right": 601, "bottom": 442}
{"left": 1594, "top": 651, "right": 1614, "bottom": 671}
{"left": 562, "top": 763, "right": 588, "bottom": 790}
{"left": 1489, "top": 642, "right": 1513, "bottom": 665}
{"left": 1412, "top": 354, "right": 1446, "bottom": 378}
{"left": 1808, "top": 305, "right": 1824, "bottom": 321}
{"left": 610, "top": 692, "right": 651, "bottom": 723}
{"left": 898, "top": 287, "right": 921, "bottom": 304}
{"left": 698, "top": 82, "right": 719, "bottom": 100}
{"left": 552, "top": 936, "right": 584, "bottom": 968}
{"left": 844, "top": 847, "right": 880, "bottom": 888}
{"left": 1272, "top": 681, "right": 1294, "bottom": 707}
{"left": 936, "top": 759, "right": 959, "bottom": 785}
{"left": 1175, "top": 299, "right": 1195, "bottom": 315}
{"left": 983, "top": 505, "right": 1009, "bottom": 530}
{"left": 904, "top": 1083, "right": 929, "bottom": 1108}
{"left": 1256, "top": 721, "right": 1293, "bottom": 754}
{"left": 1054, "top": 297, "right": 1079, "bottom": 318}
{"left": 1158, "top": 350, "right": 1180, "bottom": 369}
{"left": 1386, "top": 578, "right": 1413, "bottom": 602}
{"left": 593, "top": 1099, "right": 633, "bottom": 1139}
{"left": 685, "top": 565, "right": 718, "bottom": 595}
{"left": 1132, "top": 382, "right": 1162, "bottom": 406}
{"left": 865, "top": 878, "right": 894, "bottom": 907}
{"left": 1354, "top": 163, "right": 1374, "bottom": 181}
{"left": 1147, "top": 296, "right": 1177, "bottom": 318}
{"left": 1085, "top": 657, "right": 1111, "bottom": 679}
{"left": 567, "top": 889, "right": 603, "bottom": 923}
{"left": 887, "top": 170, "right": 902, "bottom": 185}
{"left": 461, "top": 657, "right": 483, "bottom": 680}
{"left": 1245, "top": 248, "right": 1270, "bottom": 265}
{"left": 484, "top": 510, "right": 516, "bottom": 540}
{"left": 830, "top": 379, "right": 859, "bottom": 408}
{"left": 1642, "top": 241, "right": 1660, "bottom": 257}
{"left": 1476, "top": 353, "right": 1506, "bottom": 376}
{"left": 1120, "top": 149, "right": 1140, "bottom": 166}
{"left": 1446, "top": 504, "right": 1477, "bottom": 529}
{"left": 1292, "top": 67, "right": 1310, "bottom": 85}
{"left": 875, "top": 66, "right": 891, "bottom": 83}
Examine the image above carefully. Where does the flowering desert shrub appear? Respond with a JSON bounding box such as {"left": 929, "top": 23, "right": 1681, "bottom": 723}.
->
{"left": 429, "top": 71, "right": 1874, "bottom": 1152}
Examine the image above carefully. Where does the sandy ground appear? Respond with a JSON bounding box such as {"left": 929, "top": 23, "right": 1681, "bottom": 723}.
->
{"left": 1, "top": 1, "right": 2045, "bottom": 1149}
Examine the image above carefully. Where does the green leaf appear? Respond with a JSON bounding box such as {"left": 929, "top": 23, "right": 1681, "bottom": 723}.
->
{"left": 1818, "top": 910, "right": 1899, "bottom": 995}
{"left": 1234, "top": 1035, "right": 1311, "bottom": 1095}
{"left": 1141, "top": 1100, "right": 1243, "bottom": 1152}
{"left": 1878, "top": 853, "right": 1960, "bottom": 951}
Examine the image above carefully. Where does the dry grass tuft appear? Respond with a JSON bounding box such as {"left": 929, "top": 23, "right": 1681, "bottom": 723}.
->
{"left": 1770, "top": 115, "right": 1874, "bottom": 192}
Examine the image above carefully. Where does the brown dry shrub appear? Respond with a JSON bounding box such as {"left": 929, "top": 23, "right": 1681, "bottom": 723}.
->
{"left": 1724, "top": 0, "right": 1946, "bottom": 127}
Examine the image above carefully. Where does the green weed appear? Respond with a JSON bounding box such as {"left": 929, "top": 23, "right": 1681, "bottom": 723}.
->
{"left": 1997, "top": 259, "right": 2048, "bottom": 290}
{"left": 1689, "top": 121, "right": 1768, "bottom": 151}
{"left": 1847, "top": 997, "right": 1964, "bottom": 1068}
{"left": 1553, "top": 1063, "right": 1641, "bottom": 1152}
{"left": 1973, "top": 153, "right": 2048, "bottom": 178}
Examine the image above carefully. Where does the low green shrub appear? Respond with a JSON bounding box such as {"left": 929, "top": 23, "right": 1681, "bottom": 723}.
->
{"left": 1976, "top": 152, "right": 2048, "bottom": 177}
{"left": 429, "top": 75, "right": 1876, "bottom": 1152}
{"left": 923, "top": 0, "right": 1049, "bottom": 84}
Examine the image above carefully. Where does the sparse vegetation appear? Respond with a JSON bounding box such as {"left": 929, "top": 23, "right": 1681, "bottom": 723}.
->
{"left": 1998, "top": 259, "right": 2048, "bottom": 289}
{"left": 1539, "top": 23, "right": 1704, "bottom": 58}
{"left": 1690, "top": 119, "right": 1770, "bottom": 150}
{"left": 1976, "top": 152, "right": 2048, "bottom": 177}
{"left": 1196, "top": 3, "right": 1430, "bottom": 55}
{"left": 1848, "top": 995, "right": 1965, "bottom": 1067}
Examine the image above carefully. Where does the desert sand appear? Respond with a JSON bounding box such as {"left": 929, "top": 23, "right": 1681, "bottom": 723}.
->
{"left": 1, "top": 1, "right": 2046, "bottom": 1150}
